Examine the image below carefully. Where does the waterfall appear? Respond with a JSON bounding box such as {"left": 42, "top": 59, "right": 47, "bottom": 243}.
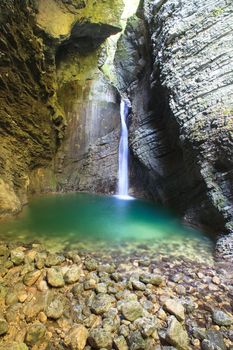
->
{"left": 117, "top": 98, "right": 132, "bottom": 199}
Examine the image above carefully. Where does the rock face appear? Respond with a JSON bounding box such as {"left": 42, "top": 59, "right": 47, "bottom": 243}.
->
{"left": 114, "top": 0, "right": 233, "bottom": 241}
{"left": 0, "top": 0, "right": 124, "bottom": 216}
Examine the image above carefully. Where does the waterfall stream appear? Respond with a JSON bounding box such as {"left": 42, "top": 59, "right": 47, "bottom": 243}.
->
{"left": 117, "top": 99, "right": 132, "bottom": 199}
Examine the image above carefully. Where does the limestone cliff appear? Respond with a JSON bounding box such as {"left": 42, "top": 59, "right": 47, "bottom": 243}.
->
{"left": 114, "top": 0, "right": 233, "bottom": 239}
{"left": 0, "top": 0, "right": 124, "bottom": 216}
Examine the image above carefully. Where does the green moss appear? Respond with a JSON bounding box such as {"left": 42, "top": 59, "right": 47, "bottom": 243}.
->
{"left": 211, "top": 7, "right": 224, "bottom": 16}
{"left": 223, "top": 107, "right": 233, "bottom": 116}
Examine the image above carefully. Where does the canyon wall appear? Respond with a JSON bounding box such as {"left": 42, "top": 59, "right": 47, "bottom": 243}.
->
{"left": 115, "top": 0, "right": 233, "bottom": 240}
{"left": 0, "top": 0, "right": 124, "bottom": 216}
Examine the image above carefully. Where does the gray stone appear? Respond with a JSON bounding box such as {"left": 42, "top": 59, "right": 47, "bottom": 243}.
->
{"left": 46, "top": 299, "right": 64, "bottom": 319}
{"left": 96, "top": 283, "right": 108, "bottom": 293}
{"left": 45, "top": 253, "right": 65, "bottom": 267}
{"left": 25, "top": 322, "right": 46, "bottom": 346}
{"left": 88, "top": 328, "right": 112, "bottom": 349}
{"left": 91, "top": 294, "right": 114, "bottom": 315}
{"left": 23, "top": 270, "right": 41, "bottom": 286}
{"left": 202, "top": 330, "right": 227, "bottom": 350}
{"left": 140, "top": 274, "right": 164, "bottom": 286}
{"left": 164, "top": 299, "right": 185, "bottom": 321}
{"left": 113, "top": 335, "right": 128, "bottom": 350}
{"left": 64, "top": 265, "right": 82, "bottom": 284}
{"left": 47, "top": 268, "right": 65, "bottom": 287}
{"left": 134, "top": 316, "right": 158, "bottom": 337}
{"left": 64, "top": 325, "right": 88, "bottom": 350}
{"left": 165, "top": 316, "right": 190, "bottom": 350}
{"left": 11, "top": 249, "right": 25, "bottom": 265}
{"left": 0, "top": 342, "right": 28, "bottom": 350}
{"left": 121, "top": 301, "right": 143, "bottom": 321}
{"left": 212, "top": 310, "right": 233, "bottom": 326}
{"left": 0, "top": 318, "right": 8, "bottom": 335}
{"left": 127, "top": 330, "right": 146, "bottom": 350}
{"left": 131, "top": 279, "right": 146, "bottom": 291}
{"left": 85, "top": 258, "right": 99, "bottom": 271}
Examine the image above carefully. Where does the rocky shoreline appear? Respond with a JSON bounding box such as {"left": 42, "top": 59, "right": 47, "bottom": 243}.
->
{"left": 0, "top": 238, "right": 232, "bottom": 350}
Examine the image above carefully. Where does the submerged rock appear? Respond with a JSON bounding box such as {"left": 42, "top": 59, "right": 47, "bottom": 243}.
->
{"left": 88, "top": 328, "right": 112, "bottom": 349}
{"left": 25, "top": 322, "right": 46, "bottom": 346}
{"left": 91, "top": 294, "right": 114, "bottom": 315}
{"left": 202, "top": 330, "right": 226, "bottom": 350}
{"left": 64, "top": 325, "right": 88, "bottom": 350}
{"left": 10, "top": 249, "right": 25, "bottom": 265}
{"left": 0, "top": 318, "right": 8, "bottom": 335}
{"left": 212, "top": 310, "right": 233, "bottom": 326}
{"left": 121, "top": 301, "right": 143, "bottom": 321}
{"left": 46, "top": 299, "right": 64, "bottom": 319}
{"left": 113, "top": 335, "right": 128, "bottom": 350}
{"left": 47, "top": 268, "right": 65, "bottom": 287}
{"left": 23, "top": 270, "right": 41, "bottom": 286}
{"left": 164, "top": 299, "right": 185, "bottom": 321}
{"left": 64, "top": 265, "right": 82, "bottom": 284}
{"left": 0, "top": 342, "right": 28, "bottom": 350}
{"left": 165, "top": 316, "right": 190, "bottom": 350}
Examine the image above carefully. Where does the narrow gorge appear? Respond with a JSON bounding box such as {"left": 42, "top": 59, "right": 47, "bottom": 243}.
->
{"left": 0, "top": 0, "right": 233, "bottom": 349}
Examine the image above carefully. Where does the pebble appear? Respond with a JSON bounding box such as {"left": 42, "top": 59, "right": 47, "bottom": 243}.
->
{"left": 11, "top": 248, "right": 25, "bottom": 265}
{"left": 47, "top": 268, "right": 65, "bottom": 287}
{"left": 212, "top": 310, "right": 233, "bottom": 326}
{"left": 121, "top": 301, "right": 143, "bottom": 321}
{"left": 46, "top": 299, "right": 64, "bottom": 319}
{"left": 165, "top": 316, "right": 190, "bottom": 350}
{"left": 64, "top": 265, "right": 82, "bottom": 284}
{"left": 88, "top": 328, "right": 112, "bottom": 349}
{"left": 23, "top": 270, "right": 41, "bottom": 286}
{"left": 0, "top": 318, "right": 8, "bottom": 335}
{"left": 164, "top": 299, "right": 185, "bottom": 321}
{"left": 91, "top": 294, "right": 114, "bottom": 315}
{"left": 25, "top": 322, "right": 46, "bottom": 346}
{"left": 64, "top": 325, "right": 88, "bottom": 350}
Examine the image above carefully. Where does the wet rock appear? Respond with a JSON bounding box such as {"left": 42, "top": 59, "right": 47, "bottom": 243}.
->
{"left": 140, "top": 274, "right": 164, "bottom": 286}
{"left": 85, "top": 258, "right": 99, "bottom": 271}
{"left": 64, "top": 325, "right": 88, "bottom": 350}
{"left": 212, "top": 310, "right": 233, "bottom": 326}
{"left": 0, "top": 342, "right": 28, "bottom": 350}
{"left": 64, "top": 265, "right": 82, "bottom": 284}
{"left": 23, "top": 270, "right": 41, "bottom": 286}
{"left": 98, "top": 263, "right": 116, "bottom": 274}
{"left": 134, "top": 316, "right": 158, "bottom": 337}
{"left": 131, "top": 279, "right": 146, "bottom": 291}
{"left": 121, "top": 301, "right": 143, "bottom": 321}
{"left": 84, "top": 278, "right": 97, "bottom": 290}
{"left": 113, "top": 335, "right": 128, "bottom": 350}
{"left": 96, "top": 282, "right": 108, "bottom": 293}
{"left": 0, "top": 318, "right": 8, "bottom": 335}
{"left": 25, "top": 322, "right": 46, "bottom": 346}
{"left": 202, "top": 330, "right": 227, "bottom": 350}
{"left": 45, "top": 253, "right": 65, "bottom": 267}
{"left": 11, "top": 248, "right": 25, "bottom": 265}
{"left": 35, "top": 255, "right": 45, "bottom": 270}
{"left": 0, "top": 245, "right": 9, "bottom": 257}
{"left": 91, "top": 293, "right": 114, "bottom": 315}
{"left": 47, "top": 268, "right": 65, "bottom": 287}
{"left": 165, "top": 316, "right": 189, "bottom": 350}
{"left": 127, "top": 330, "right": 145, "bottom": 350}
{"left": 88, "top": 328, "right": 112, "bottom": 349}
{"left": 164, "top": 299, "right": 185, "bottom": 321}
{"left": 192, "top": 327, "right": 206, "bottom": 340}
{"left": 6, "top": 291, "right": 18, "bottom": 306}
{"left": 46, "top": 299, "right": 64, "bottom": 319}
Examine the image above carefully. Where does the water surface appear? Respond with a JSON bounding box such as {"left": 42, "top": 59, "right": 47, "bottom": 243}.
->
{"left": 0, "top": 193, "right": 210, "bottom": 246}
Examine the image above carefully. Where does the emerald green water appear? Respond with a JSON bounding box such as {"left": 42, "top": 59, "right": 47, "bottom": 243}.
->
{"left": 0, "top": 192, "right": 208, "bottom": 244}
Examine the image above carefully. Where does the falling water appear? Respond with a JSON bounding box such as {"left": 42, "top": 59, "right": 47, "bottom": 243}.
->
{"left": 118, "top": 99, "right": 131, "bottom": 199}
